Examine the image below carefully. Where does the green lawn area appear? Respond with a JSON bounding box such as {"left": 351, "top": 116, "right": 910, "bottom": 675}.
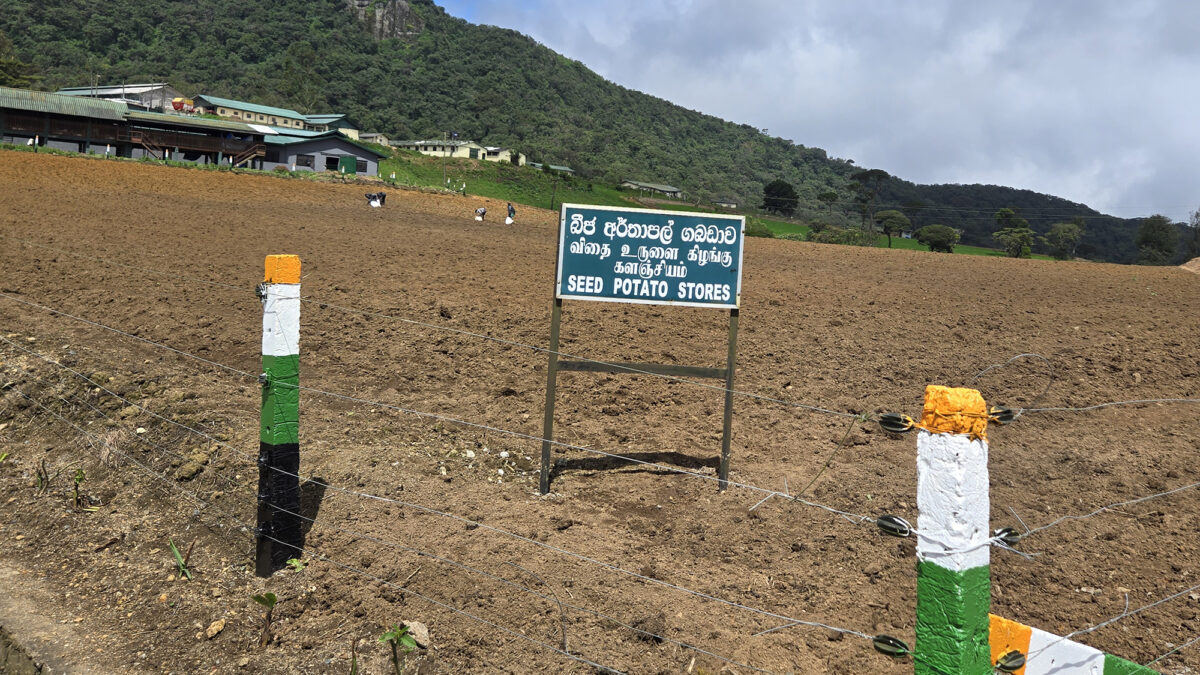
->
{"left": 878, "top": 234, "right": 1053, "bottom": 259}
{"left": 756, "top": 218, "right": 1053, "bottom": 259}
{"left": 379, "top": 152, "right": 638, "bottom": 211}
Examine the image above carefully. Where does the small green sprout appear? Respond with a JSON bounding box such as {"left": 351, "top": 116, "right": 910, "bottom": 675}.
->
{"left": 379, "top": 623, "right": 418, "bottom": 675}
{"left": 253, "top": 592, "right": 278, "bottom": 648}
{"left": 168, "top": 538, "right": 194, "bottom": 580}
{"left": 285, "top": 558, "right": 306, "bottom": 572}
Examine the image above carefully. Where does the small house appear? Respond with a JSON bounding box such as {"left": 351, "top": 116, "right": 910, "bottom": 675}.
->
{"left": 484, "top": 146, "right": 526, "bottom": 166}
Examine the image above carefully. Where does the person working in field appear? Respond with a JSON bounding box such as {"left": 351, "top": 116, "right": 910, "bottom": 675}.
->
{"left": 506, "top": 202, "right": 515, "bottom": 224}
{"left": 475, "top": 206, "right": 487, "bottom": 221}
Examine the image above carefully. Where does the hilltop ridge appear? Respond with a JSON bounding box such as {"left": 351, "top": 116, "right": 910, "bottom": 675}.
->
{"left": 0, "top": 0, "right": 1148, "bottom": 261}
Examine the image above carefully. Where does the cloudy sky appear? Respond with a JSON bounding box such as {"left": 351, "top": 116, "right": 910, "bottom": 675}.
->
{"left": 438, "top": 0, "right": 1198, "bottom": 222}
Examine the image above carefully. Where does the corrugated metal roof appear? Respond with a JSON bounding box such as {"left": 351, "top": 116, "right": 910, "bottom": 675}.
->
{"left": 392, "top": 139, "right": 483, "bottom": 149}
{"left": 125, "top": 110, "right": 264, "bottom": 134}
{"left": 265, "top": 131, "right": 389, "bottom": 157}
{"left": 530, "top": 163, "right": 576, "bottom": 173}
{"left": 57, "top": 83, "right": 173, "bottom": 96}
{"left": 0, "top": 86, "right": 127, "bottom": 121}
{"left": 303, "top": 114, "right": 346, "bottom": 124}
{"left": 623, "top": 180, "right": 680, "bottom": 192}
{"left": 263, "top": 126, "right": 326, "bottom": 138}
{"left": 193, "top": 95, "right": 306, "bottom": 121}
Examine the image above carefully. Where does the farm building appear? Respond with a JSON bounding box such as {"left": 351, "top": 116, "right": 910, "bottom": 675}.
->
{"left": 528, "top": 162, "right": 575, "bottom": 175}
{"left": 713, "top": 199, "right": 739, "bottom": 209}
{"left": 0, "top": 86, "right": 266, "bottom": 166}
{"left": 262, "top": 131, "right": 388, "bottom": 176}
{"left": 192, "top": 95, "right": 356, "bottom": 134}
{"left": 392, "top": 139, "right": 525, "bottom": 165}
{"left": 358, "top": 132, "right": 391, "bottom": 146}
{"left": 55, "top": 83, "right": 182, "bottom": 113}
{"left": 392, "top": 139, "right": 487, "bottom": 160}
{"left": 621, "top": 180, "right": 683, "bottom": 199}
{"left": 484, "top": 146, "right": 526, "bottom": 165}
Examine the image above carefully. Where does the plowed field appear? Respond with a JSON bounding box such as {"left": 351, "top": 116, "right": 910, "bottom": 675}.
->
{"left": 1, "top": 151, "right": 1198, "bottom": 674}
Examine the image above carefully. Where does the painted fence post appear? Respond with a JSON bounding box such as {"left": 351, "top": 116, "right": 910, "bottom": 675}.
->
{"left": 915, "top": 385, "right": 992, "bottom": 674}
{"left": 988, "top": 614, "right": 1159, "bottom": 675}
{"left": 256, "top": 254, "right": 303, "bottom": 577}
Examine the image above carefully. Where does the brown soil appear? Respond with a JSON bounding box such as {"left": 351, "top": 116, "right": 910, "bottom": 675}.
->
{"left": 1182, "top": 257, "right": 1200, "bottom": 275}
{"left": 1, "top": 151, "right": 1198, "bottom": 674}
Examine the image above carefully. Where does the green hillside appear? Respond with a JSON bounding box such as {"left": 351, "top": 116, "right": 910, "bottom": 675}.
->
{"left": 0, "top": 0, "right": 1163, "bottom": 262}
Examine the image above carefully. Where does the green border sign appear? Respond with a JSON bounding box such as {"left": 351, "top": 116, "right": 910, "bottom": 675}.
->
{"left": 556, "top": 204, "right": 745, "bottom": 309}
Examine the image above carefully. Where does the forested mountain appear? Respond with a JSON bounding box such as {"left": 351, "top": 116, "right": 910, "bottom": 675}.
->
{"left": 0, "top": 0, "right": 1159, "bottom": 262}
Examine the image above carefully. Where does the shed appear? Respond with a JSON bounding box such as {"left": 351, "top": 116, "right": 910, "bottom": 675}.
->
{"left": 620, "top": 180, "right": 682, "bottom": 199}
{"left": 262, "top": 131, "right": 388, "bottom": 176}
{"left": 528, "top": 162, "right": 575, "bottom": 175}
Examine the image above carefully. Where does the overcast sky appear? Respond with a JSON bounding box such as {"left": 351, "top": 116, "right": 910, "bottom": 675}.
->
{"left": 438, "top": 0, "right": 1198, "bottom": 222}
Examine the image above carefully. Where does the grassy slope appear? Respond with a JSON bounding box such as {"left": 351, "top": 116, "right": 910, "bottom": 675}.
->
{"left": 380, "top": 151, "right": 1054, "bottom": 259}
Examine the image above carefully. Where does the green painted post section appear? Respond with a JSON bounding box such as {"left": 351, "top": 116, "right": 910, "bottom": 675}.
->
{"left": 915, "top": 563, "right": 991, "bottom": 674}
{"left": 260, "top": 354, "right": 300, "bottom": 445}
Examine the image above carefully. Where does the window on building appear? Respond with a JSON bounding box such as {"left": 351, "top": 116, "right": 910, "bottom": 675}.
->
{"left": 356, "top": 159, "right": 368, "bottom": 173}
{"left": 295, "top": 154, "right": 314, "bottom": 168}
{"left": 259, "top": 115, "right": 265, "bottom": 121}
{"left": 469, "top": 148, "right": 480, "bottom": 159}
{"left": 325, "top": 156, "right": 340, "bottom": 171}
{"left": 218, "top": 108, "right": 227, "bottom": 115}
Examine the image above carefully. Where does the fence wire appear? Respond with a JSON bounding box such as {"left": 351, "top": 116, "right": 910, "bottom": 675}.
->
{"left": 0, "top": 335, "right": 879, "bottom": 645}
{"left": 5, "top": 384, "right": 629, "bottom": 675}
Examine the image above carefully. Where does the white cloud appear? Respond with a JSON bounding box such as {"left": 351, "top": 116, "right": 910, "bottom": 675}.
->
{"left": 442, "top": 0, "right": 1199, "bottom": 220}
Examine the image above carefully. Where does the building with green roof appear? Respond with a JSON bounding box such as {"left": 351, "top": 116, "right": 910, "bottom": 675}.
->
{"left": 1, "top": 86, "right": 265, "bottom": 166}
{"left": 193, "top": 95, "right": 356, "bottom": 133}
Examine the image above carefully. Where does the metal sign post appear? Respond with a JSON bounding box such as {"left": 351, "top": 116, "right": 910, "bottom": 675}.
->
{"left": 541, "top": 204, "right": 746, "bottom": 494}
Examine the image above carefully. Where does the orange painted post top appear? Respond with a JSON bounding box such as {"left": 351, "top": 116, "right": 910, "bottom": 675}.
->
{"left": 919, "top": 384, "right": 988, "bottom": 440}
{"left": 264, "top": 255, "right": 301, "bottom": 284}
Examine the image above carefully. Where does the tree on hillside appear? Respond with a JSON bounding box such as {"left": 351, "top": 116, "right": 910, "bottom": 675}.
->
{"left": 1040, "top": 218, "right": 1085, "bottom": 260}
{"left": 901, "top": 199, "right": 926, "bottom": 226}
{"left": 915, "top": 225, "right": 959, "bottom": 253}
{"left": 1184, "top": 207, "right": 1200, "bottom": 261}
{"left": 279, "top": 41, "right": 322, "bottom": 114}
{"left": 817, "top": 190, "right": 839, "bottom": 212}
{"left": 0, "top": 31, "right": 37, "bottom": 88}
{"left": 849, "top": 169, "right": 889, "bottom": 233}
{"left": 1135, "top": 214, "right": 1177, "bottom": 265}
{"left": 993, "top": 207, "right": 1035, "bottom": 258}
{"left": 874, "top": 209, "right": 911, "bottom": 248}
{"left": 761, "top": 179, "right": 799, "bottom": 216}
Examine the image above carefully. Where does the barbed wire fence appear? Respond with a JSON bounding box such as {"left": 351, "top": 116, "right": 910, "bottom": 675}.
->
{"left": 1, "top": 242, "right": 1198, "bottom": 670}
